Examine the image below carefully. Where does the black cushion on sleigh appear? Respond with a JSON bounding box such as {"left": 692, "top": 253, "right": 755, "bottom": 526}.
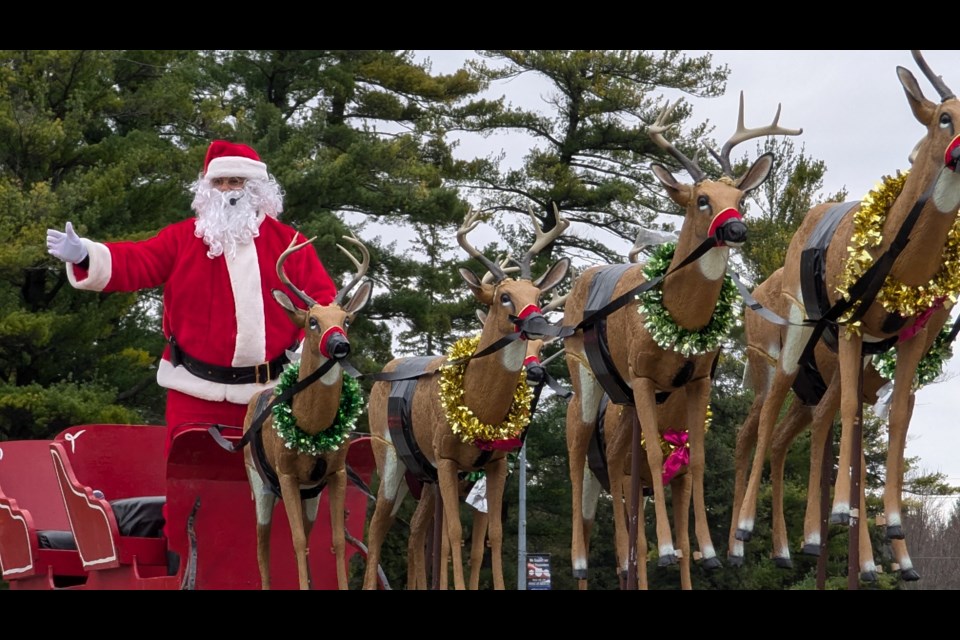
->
{"left": 37, "top": 496, "right": 166, "bottom": 549}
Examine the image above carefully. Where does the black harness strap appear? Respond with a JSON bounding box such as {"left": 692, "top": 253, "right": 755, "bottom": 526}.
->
{"left": 582, "top": 264, "right": 636, "bottom": 405}
{"left": 587, "top": 395, "right": 612, "bottom": 493}
{"left": 792, "top": 180, "right": 935, "bottom": 405}
{"left": 386, "top": 357, "right": 439, "bottom": 485}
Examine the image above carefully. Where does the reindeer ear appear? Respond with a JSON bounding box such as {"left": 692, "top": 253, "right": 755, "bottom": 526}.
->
{"left": 460, "top": 267, "right": 494, "bottom": 304}
{"left": 897, "top": 66, "right": 937, "bottom": 125}
{"left": 533, "top": 257, "right": 570, "bottom": 294}
{"left": 476, "top": 308, "right": 488, "bottom": 325}
{"left": 342, "top": 280, "right": 372, "bottom": 318}
{"left": 737, "top": 152, "right": 774, "bottom": 192}
{"left": 652, "top": 163, "right": 689, "bottom": 205}
{"left": 272, "top": 289, "right": 308, "bottom": 325}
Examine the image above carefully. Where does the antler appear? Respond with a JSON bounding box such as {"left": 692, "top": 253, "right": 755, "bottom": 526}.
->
{"left": 517, "top": 203, "right": 570, "bottom": 280}
{"left": 458, "top": 209, "right": 508, "bottom": 282}
{"left": 542, "top": 290, "right": 568, "bottom": 314}
{"left": 911, "top": 50, "right": 956, "bottom": 102}
{"left": 481, "top": 254, "right": 520, "bottom": 285}
{"left": 333, "top": 230, "right": 370, "bottom": 306}
{"left": 709, "top": 91, "right": 803, "bottom": 178}
{"left": 277, "top": 235, "right": 319, "bottom": 308}
{"left": 649, "top": 99, "right": 707, "bottom": 183}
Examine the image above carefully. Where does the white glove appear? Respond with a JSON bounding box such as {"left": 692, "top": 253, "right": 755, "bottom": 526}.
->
{"left": 46, "top": 221, "right": 88, "bottom": 264}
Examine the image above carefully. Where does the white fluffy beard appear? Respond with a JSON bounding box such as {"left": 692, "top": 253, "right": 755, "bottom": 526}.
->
{"left": 191, "top": 178, "right": 284, "bottom": 259}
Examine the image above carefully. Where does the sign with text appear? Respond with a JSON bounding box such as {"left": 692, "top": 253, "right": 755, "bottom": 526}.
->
{"left": 526, "top": 553, "right": 551, "bottom": 590}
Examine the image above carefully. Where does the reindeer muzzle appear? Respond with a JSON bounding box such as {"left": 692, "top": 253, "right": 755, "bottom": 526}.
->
{"left": 511, "top": 306, "right": 571, "bottom": 339}
{"left": 709, "top": 208, "right": 746, "bottom": 247}
{"left": 320, "top": 327, "right": 350, "bottom": 360}
{"left": 946, "top": 135, "right": 960, "bottom": 171}
{"left": 523, "top": 355, "right": 545, "bottom": 385}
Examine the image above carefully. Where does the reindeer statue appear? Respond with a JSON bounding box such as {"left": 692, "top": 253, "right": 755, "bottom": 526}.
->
{"left": 573, "top": 236, "right": 710, "bottom": 590}
{"left": 732, "top": 265, "right": 952, "bottom": 580}
{"left": 241, "top": 233, "right": 372, "bottom": 590}
{"left": 732, "top": 51, "right": 960, "bottom": 575}
{"left": 562, "top": 94, "right": 801, "bottom": 586}
{"left": 362, "top": 208, "right": 570, "bottom": 590}
{"left": 404, "top": 288, "right": 568, "bottom": 590}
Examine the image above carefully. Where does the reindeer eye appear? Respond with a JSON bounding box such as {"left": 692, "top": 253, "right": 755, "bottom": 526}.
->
{"left": 500, "top": 293, "right": 511, "bottom": 307}
{"left": 343, "top": 318, "right": 351, "bottom": 330}
{"left": 739, "top": 196, "right": 747, "bottom": 210}
{"left": 309, "top": 318, "right": 318, "bottom": 331}
{"left": 697, "top": 196, "right": 709, "bottom": 211}
{"left": 940, "top": 112, "right": 952, "bottom": 128}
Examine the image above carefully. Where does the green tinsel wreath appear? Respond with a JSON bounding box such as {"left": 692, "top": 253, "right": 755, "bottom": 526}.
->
{"left": 636, "top": 242, "right": 741, "bottom": 357}
{"left": 872, "top": 325, "right": 955, "bottom": 390}
{"left": 271, "top": 363, "right": 362, "bottom": 455}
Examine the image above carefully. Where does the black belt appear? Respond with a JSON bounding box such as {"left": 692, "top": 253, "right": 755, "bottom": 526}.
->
{"left": 168, "top": 336, "right": 294, "bottom": 385}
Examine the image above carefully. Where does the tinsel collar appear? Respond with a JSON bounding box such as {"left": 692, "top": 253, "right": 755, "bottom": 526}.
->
{"left": 438, "top": 334, "right": 533, "bottom": 448}
{"left": 635, "top": 243, "right": 740, "bottom": 356}
{"left": 837, "top": 171, "right": 960, "bottom": 331}
{"left": 872, "top": 324, "right": 955, "bottom": 390}
{"left": 271, "top": 363, "right": 362, "bottom": 455}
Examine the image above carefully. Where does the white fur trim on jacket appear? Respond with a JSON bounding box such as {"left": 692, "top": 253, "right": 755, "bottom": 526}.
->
{"left": 226, "top": 241, "right": 266, "bottom": 365}
{"left": 157, "top": 358, "right": 280, "bottom": 405}
{"left": 66, "top": 240, "right": 112, "bottom": 291}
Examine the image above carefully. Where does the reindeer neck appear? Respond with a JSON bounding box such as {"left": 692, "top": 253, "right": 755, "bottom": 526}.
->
{"left": 461, "top": 329, "right": 527, "bottom": 425}
{"left": 290, "top": 354, "right": 342, "bottom": 435}
{"left": 661, "top": 246, "right": 730, "bottom": 330}
{"left": 882, "top": 176, "right": 959, "bottom": 287}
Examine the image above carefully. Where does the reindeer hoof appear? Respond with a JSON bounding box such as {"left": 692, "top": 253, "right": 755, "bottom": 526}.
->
{"left": 701, "top": 557, "right": 722, "bottom": 571}
{"left": 900, "top": 568, "right": 921, "bottom": 582}
{"left": 572, "top": 568, "right": 588, "bottom": 580}
{"left": 773, "top": 556, "right": 793, "bottom": 569}
{"left": 829, "top": 512, "right": 849, "bottom": 525}
{"left": 727, "top": 554, "right": 744, "bottom": 567}
{"left": 886, "top": 525, "right": 905, "bottom": 540}
{"left": 860, "top": 570, "right": 878, "bottom": 583}
{"left": 657, "top": 553, "right": 677, "bottom": 567}
{"left": 801, "top": 543, "right": 821, "bottom": 557}
{"left": 734, "top": 528, "right": 752, "bottom": 542}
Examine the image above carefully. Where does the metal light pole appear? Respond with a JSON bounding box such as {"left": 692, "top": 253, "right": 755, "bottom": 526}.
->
{"left": 517, "top": 442, "right": 527, "bottom": 590}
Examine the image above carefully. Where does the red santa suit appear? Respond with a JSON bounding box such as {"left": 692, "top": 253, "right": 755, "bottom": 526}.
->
{"left": 66, "top": 213, "right": 337, "bottom": 438}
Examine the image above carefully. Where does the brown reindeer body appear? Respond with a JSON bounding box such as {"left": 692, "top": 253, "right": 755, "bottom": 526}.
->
{"left": 362, "top": 209, "right": 570, "bottom": 590}
{"left": 734, "top": 53, "right": 960, "bottom": 576}
{"left": 564, "top": 95, "right": 800, "bottom": 583}
{"left": 734, "top": 264, "right": 949, "bottom": 579}
{"left": 243, "top": 234, "right": 372, "bottom": 590}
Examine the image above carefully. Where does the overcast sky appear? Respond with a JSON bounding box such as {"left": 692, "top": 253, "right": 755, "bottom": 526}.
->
{"left": 417, "top": 50, "right": 960, "bottom": 512}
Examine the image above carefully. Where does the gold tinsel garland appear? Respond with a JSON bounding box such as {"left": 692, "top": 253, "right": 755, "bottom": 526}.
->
{"left": 837, "top": 171, "right": 960, "bottom": 331}
{"left": 439, "top": 334, "right": 534, "bottom": 446}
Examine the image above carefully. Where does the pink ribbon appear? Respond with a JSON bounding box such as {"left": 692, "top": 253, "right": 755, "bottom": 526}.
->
{"left": 474, "top": 437, "right": 522, "bottom": 452}
{"left": 661, "top": 429, "right": 689, "bottom": 485}
{"left": 898, "top": 296, "right": 945, "bottom": 344}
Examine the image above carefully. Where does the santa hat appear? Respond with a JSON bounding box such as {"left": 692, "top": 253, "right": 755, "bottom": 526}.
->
{"left": 203, "top": 140, "right": 268, "bottom": 182}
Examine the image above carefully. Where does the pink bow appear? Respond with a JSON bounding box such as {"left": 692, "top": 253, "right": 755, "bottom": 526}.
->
{"left": 661, "top": 429, "right": 689, "bottom": 485}
{"left": 474, "top": 437, "right": 522, "bottom": 452}
{"left": 898, "top": 296, "right": 945, "bottom": 343}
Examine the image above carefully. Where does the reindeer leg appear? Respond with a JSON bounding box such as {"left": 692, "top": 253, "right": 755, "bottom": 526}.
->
{"left": 362, "top": 439, "right": 407, "bottom": 590}
{"left": 407, "top": 483, "right": 434, "bottom": 590}
{"left": 729, "top": 392, "right": 762, "bottom": 566}
{"left": 566, "top": 359, "right": 602, "bottom": 584}
{"left": 832, "top": 334, "right": 866, "bottom": 528}
{"left": 885, "top": 339, "right": 924, "bottom": 541}
{"left": 631, "top": 377, "right": 675, "bottom": 566}
{"left": 769, "top": 398, "right": 814, "bottom": 568}
{"left": 856, "top": 452, "right": 878, "bottom": 582}
{"left": 436, "top": 457, "right": 467, "bottom": 590}
{"left": 245, "top": 458, "right": 276, "bottom": 590}
{"left": 672, "top": 472, "right": 693, "bottom": 590}
{"left": 277, "top": 472, "right": 311, "bottom": 590}
{"left": 685, "top": 377, "right": 719, "bottom": 570}
{"left": 605, "top": 414, "right": 632, "bottom": 584}
{"left": 483, "top": 458, "right": 508, "bottom": 590}
{"left": 800, "top": 376, "right": 840, "bottom": 556}
{"left": 326, "top": 467, "right": 348, "bottom": 590}
{"left": 469, "top": 509, "right": 488, "bottom": 590}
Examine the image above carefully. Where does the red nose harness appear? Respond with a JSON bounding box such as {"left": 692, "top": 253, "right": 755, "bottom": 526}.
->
{"left": 514, "top": 304, "right": 541, "bottom": 338}
{"left": 319, "top": 326, "right": 346, "bottom": 358}
{"left": 708, "top": 208, "right": 742, "bottom": 246}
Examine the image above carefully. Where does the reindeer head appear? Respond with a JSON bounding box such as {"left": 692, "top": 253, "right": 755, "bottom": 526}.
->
{"left": 898, "top": 50, "right": 960, "bottom": 213}
{"left": 648, "top": 93, "right": 802, "bottom": 256}
{"left": 272, "top": 232, "right": 372, "bottom": 368}
{"left": 457, "top": 206, "right": 570, "bottom": 342}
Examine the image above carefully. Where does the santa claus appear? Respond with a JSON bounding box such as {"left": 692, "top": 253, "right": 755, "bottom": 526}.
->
{"left": 46, "top": 140, "right": 338, "bottom": 450}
